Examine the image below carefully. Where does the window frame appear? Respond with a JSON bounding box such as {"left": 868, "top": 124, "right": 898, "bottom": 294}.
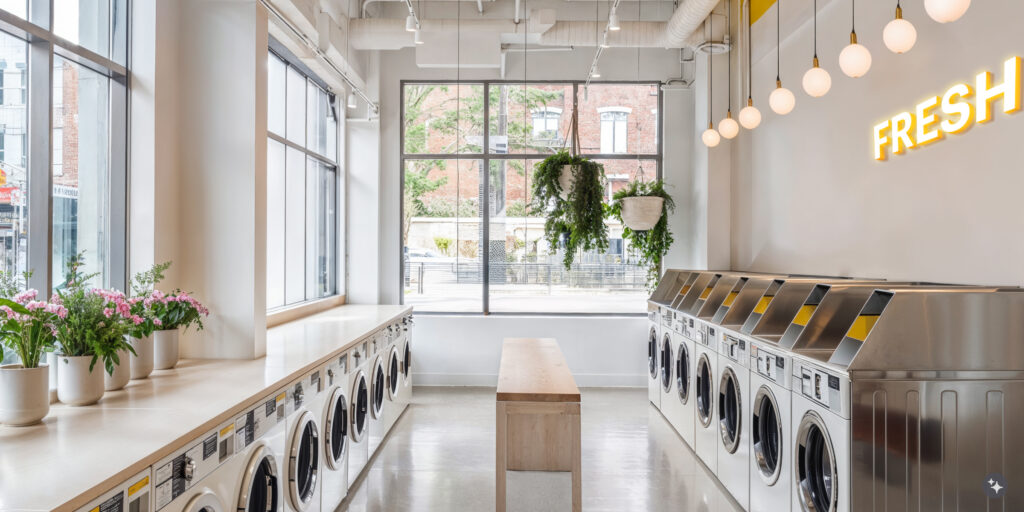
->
{"left": 399, "top": 80, "right": 663, "bottom": 316}
{"left": 265, "top": 47, "right": 342, "bottom": 313}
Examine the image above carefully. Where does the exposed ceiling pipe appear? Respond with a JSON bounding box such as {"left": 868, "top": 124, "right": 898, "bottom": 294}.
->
{"left": 663, "top": 0, "right": 720, "bottom": 47}
{"left": 361, "top": 0, "right": 495, "bottom": 19}
{"left": 350, "top": 16, "right": 552, "bottom": 50}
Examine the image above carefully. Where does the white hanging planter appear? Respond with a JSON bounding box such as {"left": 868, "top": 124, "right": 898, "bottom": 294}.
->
{"left": 0, "top": 364, "right": 50, "bottom": 426}
{"left": 57, "top": 355, "right": 104, "bottom": 406}
{"left": 153, "top": 329, "right": 180, "bottom": 370}
{"left": 104, "top": 348, "right": 131, "bottom": 391}
{"left": 129, "top": 334, "right": 154, "bottom": 380}
{"left": 558, "top": 165, "right": 577, "bottom": 199}
{"left": 620, "top": 196, "right": 665, "bottom": 231}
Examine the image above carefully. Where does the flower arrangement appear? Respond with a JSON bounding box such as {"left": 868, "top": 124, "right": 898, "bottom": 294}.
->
{"left": 0, "top": 289, "right": 67, "bottom": 369}
{"left": 147, "top": 289, "right": 208, "bottom": 332}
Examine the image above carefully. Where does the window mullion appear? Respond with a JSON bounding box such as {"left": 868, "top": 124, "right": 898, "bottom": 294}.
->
{"left": 108, "top": 77, "right": 127, "bottom": 290}
{"left": 26, "top": 38, "right": 52, "bottom": 294}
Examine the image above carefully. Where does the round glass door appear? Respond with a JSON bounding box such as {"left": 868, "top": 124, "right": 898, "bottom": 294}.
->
{"left": 237, "top": 447, "right": 279, "bottom": 512}
{"left": 403, "top": 341, "right": 411, "bottom": 381}
{"left": 350, "top": 371, "right": 368, "bottom": 442}
{"left": 796, "top": 411, "right": 837, "bottom": 512}
{"left": 288, "top": 411, "right": 319, "bottom": 511}
{"left": 696, "top": 355, "right": 713, "bottom": 426}
{"left": 371, "top": 358, "right": 385, "bottom": 418}
{"left": 718, "top": 367, "right": 742, "bottom": 453}
{"left": 660, "top": 334, "right": 673, "bottom": 392}
{"left": 676, "top": 343, "right": 690, "bottom": 403}
{"left": 388, "top": 347, "right": 400, "bottom": 399}
{"left": 752, "top": 386, "right": 783, "bottom": 485}
{"left": 648, "top": 328, "right": 658, "bottom": 379}
{"left": 183, "top": 491, "right": 223, "bottom": 512}
{"left": 324, "top": 388, "right": 348, "bottom": 470}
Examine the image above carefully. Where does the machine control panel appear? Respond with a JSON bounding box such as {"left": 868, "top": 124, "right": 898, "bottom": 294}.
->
{"left": 153, "top": 418, "right": 236, "bottom": 510}
{"left": 751, "top": 344, "right": 788, "bottom": 385}
{"left": 697, "top": 324, "right": 717, "bottom": 348}
{"left": 719, "top": 333, "right": 748, "bottom": 363}
{"left": 794, "top": 359, "right": 850, "bottom": 418}
{"left": 75, "top": 468, "right": 152, "bottom": 512}
{"left": 234, "top": 390, "right": 286, "bottom": 456}
{"left": 287, "top": 369, "right": 322, "bottom": 415}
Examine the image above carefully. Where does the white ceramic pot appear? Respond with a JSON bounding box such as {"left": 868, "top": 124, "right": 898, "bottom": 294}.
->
{"left": 558, "top": 165, "right": 577, "bottom": 199}
{"left": 129, "top": 334, "right": 154, "bottom": 379}
{"left": 0, "top": 364, "right": 50, "bottom": 426}
{"left": 620, "top": 196, "right": 665, "bottom": 231}
{"left": 153, "top": 329, "right": 180, "bottom": 370}
{"left": 104, "top": 348, "right": 131, "bottom": 391}
{"left": 57, "top": 355, "right": 104, "bottom": 406}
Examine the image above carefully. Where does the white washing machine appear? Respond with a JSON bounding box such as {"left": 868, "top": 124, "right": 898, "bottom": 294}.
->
{"left": 346, "top": 340, "right": 371, "bottom": 489}
{"left": 398, "top": 314, "right": 413, "bottom": 410}
{"left": 154, "top": 388, "right": 287, "bottom": 512}
{"left": 646, "top": 321, "right": 661, "bottom": 409}
{"left": 367, "top": 330, "right": 388, "bottom": 457}
{"left": 75, "top": 468, "right": 152, "bottom": 512}
{"left": 319, "top": 354, "right": 349, "bottom": 512}
{"left": 716, "top": 329, "right": 751, "bottom": 511}
{"left": 790, "top": 357, "right": 850, "bottom": 512}
{"left": 748, "top": 340, "right": 793, "bottom": 512}
{"left": 693, "top": 322, "right": 718, "bottom": 474}
{"left": 672, "top": 321, "right": 696, "bottom": 449}
{"left": 382, "top": 322, "right": 404, "bottom": 435}
{"left": 657, "top": 327, "right": 678, "bottom": 429}
{"left": 284, "top": 369, "right": 325, "bottom": 512}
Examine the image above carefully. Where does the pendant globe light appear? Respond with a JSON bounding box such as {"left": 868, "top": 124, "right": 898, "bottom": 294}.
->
{"left": 702, "top": 20, "right": 721, "bottom": 148}
{"left": 738, "top": 0, "right": 761, "bottom": 129}
{"left": 924, "top": 0, "right": 970, "bottom": 23}
{"left": 839, "top": 0, "right": 872, "bottom": 78}
{"left": 718, "top": 0, "right": 739, "bottom": 139}
{"left": 883, "top": 1, "right": 917, "bottom": 54}
{"left": 802, "top": 0, "right": 832, "bottom": 97}
{"left": 769, "top": 0, "right": 795, "bottom": 115}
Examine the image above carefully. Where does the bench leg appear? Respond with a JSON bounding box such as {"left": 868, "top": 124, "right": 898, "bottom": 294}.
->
{"left": 571, "top": 411, "right": 581, "bottom": 512}
{"left": 496, "top": 401, "right": 507, "bottom": 512}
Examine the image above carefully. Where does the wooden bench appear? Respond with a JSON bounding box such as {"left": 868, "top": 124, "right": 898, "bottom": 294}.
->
{"left": 496, "top": 338, "right": 582, "bottom": 512}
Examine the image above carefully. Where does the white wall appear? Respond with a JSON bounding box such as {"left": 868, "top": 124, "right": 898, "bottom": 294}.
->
{"left": 731, "top": 1, "right": 1024, "bottom": 286}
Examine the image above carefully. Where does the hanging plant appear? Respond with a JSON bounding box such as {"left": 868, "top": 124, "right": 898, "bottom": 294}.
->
{"left": 531, "top": 151, "right": 609, "bottom": 269}
{"left": 607, "top": 180, "right": 676, "bottom": 290}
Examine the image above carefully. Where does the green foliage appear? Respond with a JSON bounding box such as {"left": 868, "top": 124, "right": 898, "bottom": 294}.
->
{"left": 433, "top": 237, "right": 453, "bottom": 256}
{"left": 505, "top": 200, "right": 530, "bottom": 218}
{"left": 0, "top": 298, "right": 60, "bottom": 369}
{"left": 131, "top": 261, "right": 171, "bottom": 297}
{"left": 607, "top": 180, "right": 677, "bottom": 290}
{"left": 530, "top": 151, "right": 609, "bottom": 269}
{"left": 419, "top": 197, "right": 477, "bottom": 218}
{"left": 0, "top": 270, "right": 31, "bottom": 299}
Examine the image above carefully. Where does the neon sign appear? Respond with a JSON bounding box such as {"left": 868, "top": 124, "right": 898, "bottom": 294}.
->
{"left": 873, "top": 56, "right": 1021, "bottom": 161}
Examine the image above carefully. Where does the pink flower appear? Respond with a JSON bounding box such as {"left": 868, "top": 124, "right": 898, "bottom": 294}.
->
{"left": 103, "top": 308, "right": 114, "bottom": 318}
{"left": 153, "top": 318, "right": 162, "bottom": 326}
{"left": 25, "top": 301, "right": 45, "bottom": 311}
{"left": 132, "top": 315, "right": 144, "bottom": 325}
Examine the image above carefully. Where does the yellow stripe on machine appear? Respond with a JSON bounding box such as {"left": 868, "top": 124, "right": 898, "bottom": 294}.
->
{"left": 699, "top": 286, "right": 714, "bottom": 300}
{"left": 128, "top": 476, "right": 149, "bottom": 496}
{"left": 792, "top": 304, "right": 818, "bottom": 327}
{"left": 723, "top": 292, "right": 739, "bottom": 307}
{"left": 220, "top": 424, "right": 234, "bottom": 436}
{"left": 679, "top": 285, "right": 692, "bottom": 297}
{"left": 752, "top": 295, "right": 775, "bottom": 315}
{"left": 846, "top": 315, "right": 880, "bottom": 341}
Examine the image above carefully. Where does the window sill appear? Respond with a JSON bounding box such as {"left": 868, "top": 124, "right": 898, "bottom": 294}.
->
{"left": 267, "top": 295, "right": 346, "bottom": 328}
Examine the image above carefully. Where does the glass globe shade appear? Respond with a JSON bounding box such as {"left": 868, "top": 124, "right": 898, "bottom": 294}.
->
{"left": 802, "top": 65, "right": 832, "bottom": 98}
{"left": 924, "top": 0, "right": 970, "bottom": 23}
{"left": 738, "top": 105, "right": 762, "bottom": 129}
{"left": 718, "top": 116, "right": 740, "bottom": 139}
{"left": 769, "top": 86, "right": 796, "bottom": 115}
{"left": 883, "top": 18, "right": 917, "bottom": 54}
{"left": 839, "top": 43, "right": 872, "bottom": 78}
{"left": 702, "top": 128, "right": 721, "bottom": 148}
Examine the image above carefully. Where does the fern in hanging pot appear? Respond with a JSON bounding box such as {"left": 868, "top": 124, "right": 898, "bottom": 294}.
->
{"left": 608, "top": 179, "right": 676, "bottom": 290}
{"left": 531, "top": 151, "right": 609, "bottom": 269}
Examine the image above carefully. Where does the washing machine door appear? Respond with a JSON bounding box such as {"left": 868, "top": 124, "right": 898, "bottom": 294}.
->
{"left": 660, "top": 333, "right": 673, "bottom": 391}
{"left": 718, "top": 366, "right": 742, "bottom": 454}
{"left": 402, "top": 340, "right": 411, "bottom": 381}
{"left": 324, "top": 387, "right": 349, "bottom": 470}
{"left": 237, "top": 445, "right": 279, "bottom": 512}
{"left": 287, "top": 411, "right": 320, "bottom": 511}
{"left": 371, "top": 356, "right": 386, "bottom": 419}
{"left": 752, "top": 385, "right": 783, "bottom": 485}
{"left": 350, "top": 370, "right": 368, "bottom": 442}
{"left": 676, "top": 342, "right": 690, "bottom": 403}
{"left": 388, "top": 346, "right": 401, "bottom": 399}
{"left": 183, "top": 490, "right": 224, "bottom": 512}
{"left": 648, "top": 327, "right": 658, "bottom": 379}
{"left": 695, "top": 354, "right": 713, "bottom": 427}
{"left": 795, "top": 411, "right": 838, "bottom": 512}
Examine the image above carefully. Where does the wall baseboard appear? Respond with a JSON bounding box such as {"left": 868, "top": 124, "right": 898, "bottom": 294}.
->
{"left": 412, "top": 372, "right": 644, "bottom": 388}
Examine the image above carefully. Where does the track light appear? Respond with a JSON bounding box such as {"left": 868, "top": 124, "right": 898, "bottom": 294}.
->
{"left": 414, "top": 29, "right": 424, "bottom": 45}
{"left": 592, "top": 65, "right": 602, "bottom": 78}
{"left": 347, "top": 92, "right": 357, "bottom": 109}
{"left": 609, "top": 13, "right": 621, "bottom": 31}
{"left": 406, "top": 15, "right": 416, "bottom": 32}
{"left": 600, "top": 35, "right": 610, "bottom": 49}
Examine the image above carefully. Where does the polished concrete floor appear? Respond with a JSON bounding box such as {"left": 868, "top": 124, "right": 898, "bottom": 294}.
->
{"left": 342, "top": 387, "right": 742, "bottom": 512}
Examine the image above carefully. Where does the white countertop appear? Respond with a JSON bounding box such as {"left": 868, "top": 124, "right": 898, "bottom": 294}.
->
{"left": 0, "top": 304, "right": 412, "bottom": 512}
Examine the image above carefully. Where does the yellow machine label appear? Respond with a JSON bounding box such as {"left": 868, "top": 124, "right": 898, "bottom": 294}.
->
{"left": 277, "top": 392, "right": 287, "bottom": 402}
{"left": 128, "top": 476, "right": 149, "bottom": 496}
{"left": 792, "top": 305, "right": 818, "bottom": 327}
{"left": 678, "top": 285, "right": 692, "bottom": 298}
{"left": 722, "top": 292, "right": 739, "bottom": 307}
{"left": 699, "top": 286, "right": 714, "bottom": 300}
{"left": 753, "top": 295, "right": 775, "bottom": 315}
{"left": 847, "top": 315, "right": 880, "bottom": 341}
{"left": 220, "top": 424, "right": 234, "bottom": 437}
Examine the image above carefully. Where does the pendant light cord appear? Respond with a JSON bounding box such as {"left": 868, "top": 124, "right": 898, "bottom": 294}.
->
{"left": 813, "top": 0, "right": 818, "bottom": 59}
{"left": 747, "top": 0, "right": 752, "bottom": 101}
{"left": 776, "top": 0, "right": 781, "bottom": 82}
{"left": 726, "top": 0, "right": 731, "bottom": 113}
{"left": 851, "top": 0, "right": 856, "bottom": 34}
{"left": 707, "top": 19, "right": 713, "bottom": 125}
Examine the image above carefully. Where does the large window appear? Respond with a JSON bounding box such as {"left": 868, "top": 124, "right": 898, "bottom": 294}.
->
{"left": 0, "top": 0, "right": 128, "bottom": 365}
{"left": 266, "top": 47, "right": 341, "bottom": 310}
{"left": 401, "top": 82, "right": 662, "bottom": 314}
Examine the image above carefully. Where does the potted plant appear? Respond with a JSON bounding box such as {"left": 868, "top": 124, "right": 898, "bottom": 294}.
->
{"left": 126, "top": 262, "right": 171, "bottom": 380}
{"left": 531, "top": 151, "right": 609, "bottom": 269}
{"left": 607, "top": 180, "right": 676, "bottom": 290}
{"left": 148, "top": 289, "right": 208, "bottom": 370}
{"left": 0, "top": 281, "right": 66, "bottom": 425}
{"left": 52, "top": 253, "right": 133, "bottom": 406}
